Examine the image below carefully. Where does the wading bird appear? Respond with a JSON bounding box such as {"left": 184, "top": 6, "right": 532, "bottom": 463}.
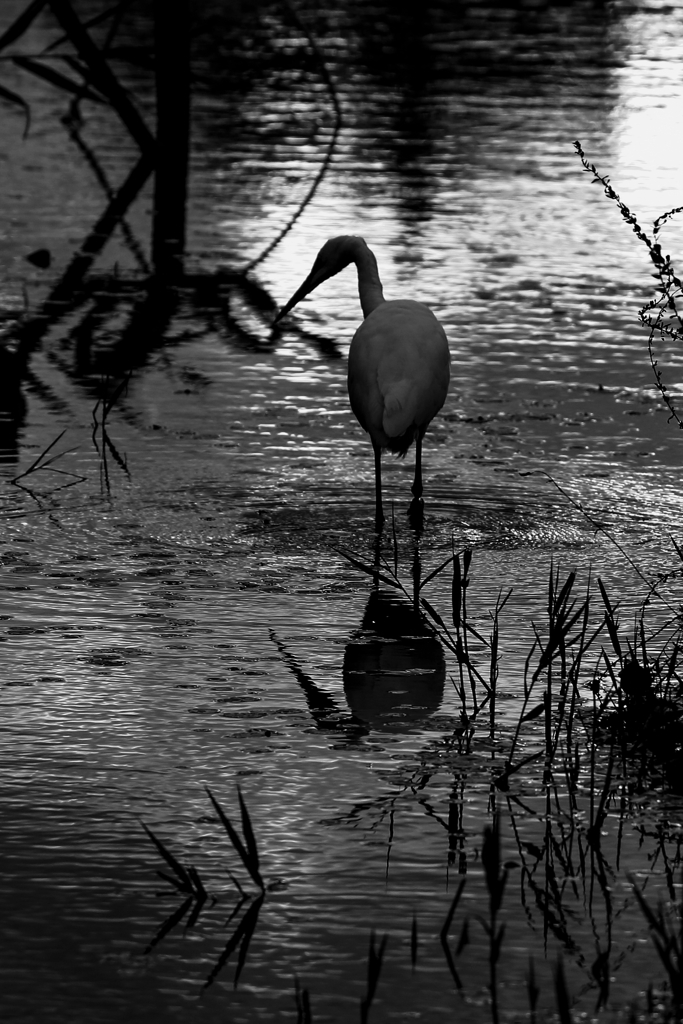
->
{"left": 273, "top": 236, "right": 450, "bottom": 529}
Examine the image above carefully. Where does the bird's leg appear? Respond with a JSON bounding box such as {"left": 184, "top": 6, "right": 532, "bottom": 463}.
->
{"left": 373, "top": 443, "right": 384, "bottom": 531}
{"left": 408, "top": 497, "right": 424, "bottom": 533}
{"left": 411, "top": 538, "right": 422, "bottom": 613}
{"left": 408, "top": 433, "right": 424, "bottom": 532}
{"left": 411, "top": 434, "right": 423, "bottom": 499}
{"left": 372, "top": 531, "right": 381, "bottom": 589}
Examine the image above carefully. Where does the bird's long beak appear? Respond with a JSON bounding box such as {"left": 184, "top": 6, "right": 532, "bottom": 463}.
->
{"left": 272, "top": 280, "right": 313, "bottom": 325}
{"left": 272, "top": 263, "right": 332, "bottom": 325}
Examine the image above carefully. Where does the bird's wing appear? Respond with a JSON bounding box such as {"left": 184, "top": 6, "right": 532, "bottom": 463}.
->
{"left": 348, "top": 328, "right": 384, "bottom": 435}
{"left": 374, "top": 303, "right": 450, "bottom": 437}
{"left": 348, "top": 299, "right": 450, "bottom": 444}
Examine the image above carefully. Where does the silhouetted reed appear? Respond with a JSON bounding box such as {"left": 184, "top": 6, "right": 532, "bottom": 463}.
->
{"left": 141, "top": 820, "right": 208, "bottom": 902}
{"left": 206, "top": 785, "right": 265, "bottom": 893}
{"left": 360, "top": 931, "right": 388, "bottom": 1024}
{"left": 10, "top": 427, "right": 85, "bottom": 492}
{"left": 203, "top": 892, "right": 265, "bottom": 991}
{"left": 294, "top": 975, "right": 312, "bottom": 1024}
{"left": 481, "top": 816, "right": 508, "bottom": 1024}
{"left": 554, "top": 955, "right": 574, "bottom": 1024}
{"left": 91, "top": 370, "right": 131, "bottom": 490}
{"left": 527, "top": 956, "right": 539, "bottom": 1024}
{"left": 440, "top": 877, "right": 466, "bottom": 991}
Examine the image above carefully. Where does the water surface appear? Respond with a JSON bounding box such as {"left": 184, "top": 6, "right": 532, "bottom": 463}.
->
{"left": 2, "top": 1, "right": 683, "bottom": 1021}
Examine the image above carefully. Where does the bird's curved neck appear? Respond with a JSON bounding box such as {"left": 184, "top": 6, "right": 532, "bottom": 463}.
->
{"left": 352, "top": 240, "right": 385, "bottom": 318}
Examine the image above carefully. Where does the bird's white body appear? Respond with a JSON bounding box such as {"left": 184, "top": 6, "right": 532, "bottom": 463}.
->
{"left": 348, "top": 299, "right": 450, "bottom": 453}
{"left": 273, "top": 235, "right": 450, "bottom": 528}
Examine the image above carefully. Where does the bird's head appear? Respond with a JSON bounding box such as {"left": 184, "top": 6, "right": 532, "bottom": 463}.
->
{"left": 273, "top": 236, "right": 366, "bottom": 324}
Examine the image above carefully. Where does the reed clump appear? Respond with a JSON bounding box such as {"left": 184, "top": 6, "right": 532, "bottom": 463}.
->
{"left": 141, "top": 786, "right": 269, "bottom": 986}
{"left": 338, "top": 531, "right": 683, "bottom": 1020}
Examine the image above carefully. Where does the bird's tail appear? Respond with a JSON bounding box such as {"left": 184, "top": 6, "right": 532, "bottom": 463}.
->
{"left": 382, "top": 383, "right": 419, "bottom": 455}
{"left": 385, "top": 427, "right": 418, "bottom": 456}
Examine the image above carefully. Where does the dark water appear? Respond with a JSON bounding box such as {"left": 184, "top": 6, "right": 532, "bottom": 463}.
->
{"left": 2, "top": 1, "right": 683, "bottom": 1021}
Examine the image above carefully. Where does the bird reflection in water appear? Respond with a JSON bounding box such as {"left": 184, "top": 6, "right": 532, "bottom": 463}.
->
{"left": 343, "top": 587, "right": 445, "bottom": 732}
{"left": 272, "top": 538, "right": 445, "bottom": 737}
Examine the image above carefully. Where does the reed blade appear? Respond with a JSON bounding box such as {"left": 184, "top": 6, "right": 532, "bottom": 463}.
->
{"left": 143, "top": 895, "right": 193, "bottom": 955}
{"left": 237, "top": 786, "right": 265, "bottom": 890}
{"left": 420, "top": 552, "right": 455, "bottom": 589}
{"left": 206, "top": 787, "right": 264, "bottom": 891}
{"left": 203, "top": 893, "right": 264, "bottom": 990}
{"left": 142, "top": 821, "right": 193, "bottom": 893}
{"left": 360, "top": 931, "right": 388, "bottom": 1024}
{"left": 554, "top": 956, "right": 573, "bottom": 1024}
{"left": 520, "top": 702, "right": 545, "bottom": 723}
{"left": 336, "top": 548, "right": 402, "bottom": 590}
{"left": 294, "top": 975, "right": 312, "bottom": 1024}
